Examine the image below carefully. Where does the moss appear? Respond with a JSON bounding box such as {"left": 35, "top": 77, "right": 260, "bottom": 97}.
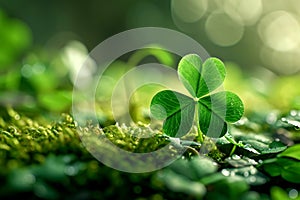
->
{"left": 0, "top": 110, "right": 75, "bottom": 172}
{"left": 103, "top": 123, "right": 170, "bottom": 153}
{"left": 0, "top": 109, "right": 162, "bottom": 199}
{"left": 0, "top": 108, "right": 186, "bottom": 174}
{"left": 1, "top": 107, "right": 299, "bottom": 199}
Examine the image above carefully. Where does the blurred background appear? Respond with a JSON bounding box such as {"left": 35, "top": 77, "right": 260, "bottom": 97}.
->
{"left": 0, "top": 0, "right": 300, "bottom": 116}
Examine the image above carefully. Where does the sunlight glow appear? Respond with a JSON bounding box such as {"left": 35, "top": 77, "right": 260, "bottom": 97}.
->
{"left": 260, "top": 46, "right": 300, "bottom": 75}
{"left": 258, "top": 11, "right": 300, "bottom": 52}
{"left": 224, "top": 0, "right": 262, "bottom": 25}
{"left": 205, "top": 11, "right": 244, "bottom": 47}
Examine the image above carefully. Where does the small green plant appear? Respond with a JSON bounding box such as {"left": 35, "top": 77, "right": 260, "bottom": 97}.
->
{"left": 260, "top": 144, "right": 300, "bottom": 184}
{"left": 150, "top": 54, "right": 244, "bottom": 142}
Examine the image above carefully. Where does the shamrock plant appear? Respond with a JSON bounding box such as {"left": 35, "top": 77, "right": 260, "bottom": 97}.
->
{"left": 150, "top": 54, "right": 244, "bottom": 142}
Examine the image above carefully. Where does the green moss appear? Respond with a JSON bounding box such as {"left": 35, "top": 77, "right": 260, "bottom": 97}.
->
{"left": 103, "top": 123, "right": 170, "bottom": 153}
{"left": 1, "top": 107, "right": 299, "bottom": 199}
{"left": 0, "top": 108, "right": 83, "bottom": 173}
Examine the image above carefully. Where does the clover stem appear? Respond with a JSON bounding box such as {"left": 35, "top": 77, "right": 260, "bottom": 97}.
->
{"left": 229, "top": 144, "right": 237, "bottom": 157}
{"left": 195, "top": 105, "right": 204, "bottom": 143}
{"left": 197, "top": 123, "right": 204, "bottom": 143}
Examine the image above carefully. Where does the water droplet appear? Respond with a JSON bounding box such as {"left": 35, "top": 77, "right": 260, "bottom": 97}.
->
{"left": 14, "top": 114, "right": 20, "bottom": 120}
{"left": 248, "top": 159, "right": 258, "bottom": 165}
{"left": 248, "top": 176, "right": 256, "bottom": 183}
{"left": 232, "top": 155, "right": 241, "bottom": 160}
{"left": 281, "top": 117, "right": 287, "bottom": 122}
{"left": 221, "top": 169, "right": 230, "bottom": 176}
{"left": 266, "top": 112, "right": 278, "bottom": 124}
{"left": 243, "top": 171, "right": 249, "bottom": 177}
{"left": 290, "top": 110, "right": 297, "bottom": 117}
{"left": 65, "top": 166, "right": 77, "bottom": 176}
{"left": 289, "top": 189, "right": 298, "bottom": 199}
{"left": 250, "top": 168, "right": 257, "bottom": 175}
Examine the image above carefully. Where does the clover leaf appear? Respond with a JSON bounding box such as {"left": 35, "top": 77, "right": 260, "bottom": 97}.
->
{"left": 150, "top": 54, "right": 244, "bottom": 142}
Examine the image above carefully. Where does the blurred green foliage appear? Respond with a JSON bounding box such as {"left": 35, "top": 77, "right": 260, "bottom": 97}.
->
{"left": 2, "top": 0, "right": 300, "bottom": 75}
{"left": 0, "top": 9, "right": 31, "bottom": 67}
{"left": 0, "top": 6, "right": 299, "bottom": 117}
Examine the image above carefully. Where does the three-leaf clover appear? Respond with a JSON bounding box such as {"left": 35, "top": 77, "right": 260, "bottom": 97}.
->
{"left": 150, "top": 54, "right": 244, "bottom": 142}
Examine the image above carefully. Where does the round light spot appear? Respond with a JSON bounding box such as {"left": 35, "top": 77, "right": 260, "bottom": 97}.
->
{"left": 32, "top": 63, "right": 45, "bottom": 74}
{"left": 289, "top": 189, "right": 298, "bottom": 199}
{"left": 205, "top": 11, "right": 244, "bottom": 47}
{"left": 258, "top": 11, "right": 300, "bottom": 52}
{"left": 221, "top": 169, "right": 230, "bottom": 176}
{"left": 64, "top": 166, "right": 77, "bottom": 176}
{"left": 224, "top": 0, "right": 262, "bottom": 25}
{"left": 172, "top": 0, "right": 208, "bottom": 23}
{"left": 260, "top": 46, "right": 300, "bottom": 75}
{"left": 24, "top": 173, "right": 36, "bottom": 185}
{"left": 21, "top": 64, "right": 33, "bottom": 78}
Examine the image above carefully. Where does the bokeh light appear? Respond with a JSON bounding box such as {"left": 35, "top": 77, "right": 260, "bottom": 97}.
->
{"left": 171, "top": 0, "right": 208, "bottom": 23}
{"left": 224, "top": 0, "right": 263, "bottom": 26}
{"left": 62, "top": 41, "right": 97, "bottom": 88}
{"left": 205, "top": 11, "right": 244, "bottom": 47}
{"left": 258, "top": 11, "right": 300, "bottom": 52}
{"left": 260, "top": 46, "right": 300, "bottom": 75}
{"left": 289, "top": 189, "right": 298, "bottom": 199}
{"left": 169, "top": 0, "right": 300, "bottom": 74}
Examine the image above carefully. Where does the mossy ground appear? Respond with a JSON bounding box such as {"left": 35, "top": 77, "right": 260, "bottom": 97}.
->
{"left": 0, "top": 107, "right": 299, "bottom": 200}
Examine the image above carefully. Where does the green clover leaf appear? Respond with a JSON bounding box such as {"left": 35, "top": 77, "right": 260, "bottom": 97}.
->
{"left": 150, "top": 54, "right": 244, "bottom": 141}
